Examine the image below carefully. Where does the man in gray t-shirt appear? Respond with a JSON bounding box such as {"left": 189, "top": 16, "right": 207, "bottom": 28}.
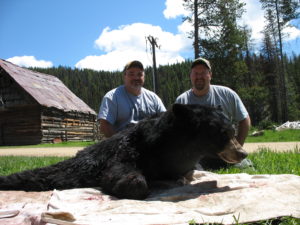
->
{"left": 98, "top": 60, "right": 166, "bottom": 138}
{"left": 176, "top": 85, "right": 248, "bottom": 125}
{"left": 176, "top": 57, "right": 250, "bottom": 146}
{"left": 176, "top": 57, "right": 251, "bottom": 169}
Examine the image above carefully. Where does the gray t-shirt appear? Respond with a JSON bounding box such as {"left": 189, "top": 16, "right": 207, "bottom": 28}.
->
{"left": 175, "top": 85, "right": 248, "bottom": 123}
{"left": 98, "top": 85, "right": 166, "bottom": 131}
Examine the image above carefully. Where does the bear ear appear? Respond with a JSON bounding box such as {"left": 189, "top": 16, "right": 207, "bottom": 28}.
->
{"left": 172, "top": 104, "right": 191, "bottom": 118}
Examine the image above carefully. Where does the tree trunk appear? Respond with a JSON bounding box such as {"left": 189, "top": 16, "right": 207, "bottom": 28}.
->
{"left": 193, "top": 0, "right": 200, "bottom": 59}
{"left": 275, "top": 0, "right": 288, "bottom": 122}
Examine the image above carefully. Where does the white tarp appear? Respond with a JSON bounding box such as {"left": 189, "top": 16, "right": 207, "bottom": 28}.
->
{"left": 1, "top": 171, "right": 300, "bottom": 225}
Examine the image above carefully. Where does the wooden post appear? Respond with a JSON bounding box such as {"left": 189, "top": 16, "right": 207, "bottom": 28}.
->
{"left": 147, "top": 36, "right": 159, "bottom": 94}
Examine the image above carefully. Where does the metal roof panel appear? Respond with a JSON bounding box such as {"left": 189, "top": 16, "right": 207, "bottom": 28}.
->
{"left": 0, "top": 59, "right": 96, "bottom": 115}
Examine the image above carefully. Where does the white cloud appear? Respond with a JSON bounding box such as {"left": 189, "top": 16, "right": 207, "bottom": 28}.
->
{"left": 76, "top": 23, "right": 191, "bottom": 71}
{"left": 241, "top": 0, "right": 265, "bottom": 42}
{"left": 6, "top": 56, "right": 53, "bottom": 68}
{"left": 283, "top": 25, "right": 300, "bottom": 41}
{"left": 76, "top": 51, "right": 151, "bottom": 72}
{"left": 177, "top": 19, "right": 192, "bottom": 34}
{"left": 241, "top": 1, "right": 300, "bottom": 43}
{"left": 163, "top": 0, "right": 189, "bottom": 19}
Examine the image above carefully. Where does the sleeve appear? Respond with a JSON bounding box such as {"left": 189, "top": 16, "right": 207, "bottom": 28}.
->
{"left": 175, "top": 96, "right": 183, "bottom": 104}
{"left": 175, "top": 92, "right": 187, "bottom": 104}
{"left": 98, "top": 93, "right": 117, "bottom": 125}
{"left": 155, "top": 95, "right": 167, "bottom": 112}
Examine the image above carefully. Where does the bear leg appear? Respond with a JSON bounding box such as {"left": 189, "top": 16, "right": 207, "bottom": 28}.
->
{"left": 101, "top": 163, "right": 149, "bottom": 200}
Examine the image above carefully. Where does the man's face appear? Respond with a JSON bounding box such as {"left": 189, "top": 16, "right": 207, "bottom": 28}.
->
{"left": 124, "top": 67, "right": 145, "bottom": 91}
{"left": 190, "top": 64, "right": 212, "bottom": 92}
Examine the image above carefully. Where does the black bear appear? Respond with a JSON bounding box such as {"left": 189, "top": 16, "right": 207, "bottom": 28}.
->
{"left": 0, "top": 104, "right": 247, "bottom": 199}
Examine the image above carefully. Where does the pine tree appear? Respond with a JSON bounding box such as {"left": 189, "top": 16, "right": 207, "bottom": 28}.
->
{"left": 259, "top": 0, "right": 300, "bottom": 122}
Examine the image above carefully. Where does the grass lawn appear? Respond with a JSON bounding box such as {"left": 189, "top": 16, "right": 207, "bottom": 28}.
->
{"left": 0, "top": 156, "right": 69, "bottom": 176}
{"left": 246, "top": 129, "right": 300, "bottom": 143}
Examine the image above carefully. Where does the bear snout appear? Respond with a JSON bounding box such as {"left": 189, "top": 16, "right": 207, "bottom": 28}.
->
{"left": 218, "top": 138, "right": 248, "bottom": 164}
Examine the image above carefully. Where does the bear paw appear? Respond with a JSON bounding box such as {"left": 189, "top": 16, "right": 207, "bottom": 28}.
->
{"left": 112, "top": 172, "right": 149, "bottom": 200}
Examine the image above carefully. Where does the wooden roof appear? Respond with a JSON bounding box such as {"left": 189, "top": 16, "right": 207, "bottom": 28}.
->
{"left": 0, "top": 59, "right": 96, "bottom": 115}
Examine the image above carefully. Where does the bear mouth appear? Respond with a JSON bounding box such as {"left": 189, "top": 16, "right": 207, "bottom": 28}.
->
{"left": 217, "top": 138, "right": 248, "bottom": 164}
{"left": 218, "top": 153, "right": 242, "bottom": 164}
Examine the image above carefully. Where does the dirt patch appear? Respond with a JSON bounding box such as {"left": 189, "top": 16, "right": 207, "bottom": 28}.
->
{"left": 244, "top": 142, "right": 299, "bottom": 153}
{"left": 0, "top": 142, "right": 299, "bottom": 157}
{"left": 0, "top": 147, "right": 81, "bottom": 157}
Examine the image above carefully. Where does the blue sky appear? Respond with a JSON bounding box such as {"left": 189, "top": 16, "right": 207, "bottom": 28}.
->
{"left": 1, "top": 0, "right": 299, "bottom": 71}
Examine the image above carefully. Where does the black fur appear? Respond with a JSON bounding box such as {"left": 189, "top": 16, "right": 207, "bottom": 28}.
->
{"left": 0, "top": 104, "right": 247, "bottom": 199}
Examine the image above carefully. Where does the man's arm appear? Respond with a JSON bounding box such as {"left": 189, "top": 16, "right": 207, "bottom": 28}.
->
{"left": 99, "top": 119, "right": 116, "bottom": 138}
{"left": 236, "top": 116, "right": 251, "bottom": 146}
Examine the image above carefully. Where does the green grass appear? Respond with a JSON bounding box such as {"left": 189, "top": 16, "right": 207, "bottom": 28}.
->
{"left": 0, "top": 156, "right": 69, "bottom": 175}
{"left": 215, "top": 148, "right": 300, "bottom": 175}
{"left": 246, "top": 129, "right": 300, "bottom": 143}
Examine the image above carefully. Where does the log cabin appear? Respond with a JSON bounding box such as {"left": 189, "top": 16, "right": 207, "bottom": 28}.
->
{"left": 0, "top": 59, "right": 97, "bottom": 145}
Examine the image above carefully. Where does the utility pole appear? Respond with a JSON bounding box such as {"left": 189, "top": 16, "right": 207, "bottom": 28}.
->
{"left": 147, "top": 36, "right": 159, "bottom": 94}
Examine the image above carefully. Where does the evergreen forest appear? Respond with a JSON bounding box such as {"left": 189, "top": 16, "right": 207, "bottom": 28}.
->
{"left": 33, "top": 53, "right": 300, "bottom": 126}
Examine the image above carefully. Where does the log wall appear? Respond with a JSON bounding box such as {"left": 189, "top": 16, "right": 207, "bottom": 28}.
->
{"left": 0, "top": 106, "right": 42, "bottom": 145}
{"left": 41, "top": 107, "right": 96, "bottom": 143}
